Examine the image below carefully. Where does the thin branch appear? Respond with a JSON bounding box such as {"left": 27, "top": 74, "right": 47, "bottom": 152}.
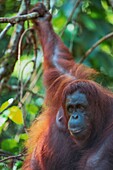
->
{"left": 17, "top": 28, "right": 39, "bottom": 129}
{"left": 0, "top": 23, "right": 12, "bottom": 40}
{"left": 80, "top": 31, "right": 113, "bottom": 63}
{"left": 17, "top": 28, "right": 38, "bottom": 101}
{"left": 25, "top": 89, "right": 44, "bottom": 98}
{"left": 0, "top": 0, "right": 30, "bottom": 90}
{"left": 21, "top": 64, "right": 43, "bottom": 104}
{"left": 0, "top": 153, "right": 25, "bottom": 163}
{"left": 19, "top": 60, "right": 34, "bottom": 100}
{"left": 46, "top": 0, "right": 50, "bottom": 10}
{"left": 2, "top": 84, "right": 19, "bottom": 91}
{"left": 1, "top": 84, "right": 44, "bottom": 98}
{"left": 0, "top": 12, "right": 39, "bottom": 24}
{"left": 60, "top": 0, "right": 82, "bottom": 36}
{"left": 17, "top": 28, "right": 35, "bottom": 82}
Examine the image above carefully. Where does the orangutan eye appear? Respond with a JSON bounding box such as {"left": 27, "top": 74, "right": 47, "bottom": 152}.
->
{"left": 67, "top": 105, "right": 74, "bottom": 113}
{"left": 76, "top": 104, "right": 85, "bottom": 111}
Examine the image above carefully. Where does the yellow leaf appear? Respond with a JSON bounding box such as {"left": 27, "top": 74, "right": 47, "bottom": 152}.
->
{"left": 0, "top": 98, "right": 14, "bottom": 112}
{"left": 0, "top": 101, "right": 9, "bottom": 112}
{"left": 8, "top": 106, "right": 24, "bottom": 125}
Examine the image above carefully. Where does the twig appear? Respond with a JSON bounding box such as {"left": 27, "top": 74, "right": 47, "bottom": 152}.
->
{"left": 17, "top": 28, "right": 35, "bottom": 83}
{"left": 18, "top": 28, "right": 38, "bottom": 101}
{"left": 0, "top": 23, "right": 12, "bottom": 40}
{"left": 46, "top": 0, "right": 50, "bottom": 10}
{"left": 60, "top": 0, "right": 82, "bottom": 36}
{"left": 0, "top": 12, "right": 39, "bottom": 24}
{"left": 21, "top": 64, "right": 43, "bottom": 103}
{"left": 0, "top": 0, "right": 30, "bottom": 89}
{"left": 0, "top": 153, "right": 25, "bottom": 163}
{"left": 20, "top": 60, "right": 34, "bottom": 100}
{"left": 80, "top": 31, "right": 113, "bottom": 63}
{"left": 25, "top": 89, "right": 44, "bottom": 98}
{"left": 1, "top": 84, "right": 19, "bottom": 91}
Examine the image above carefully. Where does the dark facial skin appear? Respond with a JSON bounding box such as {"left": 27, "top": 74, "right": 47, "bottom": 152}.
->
{"left": 65, "top": 91, "right": 91, "bottom": 142}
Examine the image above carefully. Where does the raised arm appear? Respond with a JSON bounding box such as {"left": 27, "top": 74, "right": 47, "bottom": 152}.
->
{"left": 31, "top": 3, "right": 74, "bottom": 74}
{"left": 30, "top": 3, "right": 96, "bottom": 91}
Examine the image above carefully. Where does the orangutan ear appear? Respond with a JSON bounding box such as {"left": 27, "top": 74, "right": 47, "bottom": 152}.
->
{"left": 56, "top": 107, "right": 67, "bottom": 131}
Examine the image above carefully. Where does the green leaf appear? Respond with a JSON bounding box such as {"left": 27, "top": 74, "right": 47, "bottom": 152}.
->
{"left": 52, "top": 12, "right": 67, "bottom": 32}
{"left": 8, "top": 106, "right": 24, "bottom": 125}
{"left": 1, "top": 139, "right": 18, "bottom": 151}
{"left": 26, "top": 104, "right": 38, "bottom": 115}
{"left": 20, "top": 133, "right": 28, "bottom": 140}
{"left": 81, "top": 15, "right": 96, "bottom": 30}
{"left": 82, "top": 0, "right": 90, "bottom": 12}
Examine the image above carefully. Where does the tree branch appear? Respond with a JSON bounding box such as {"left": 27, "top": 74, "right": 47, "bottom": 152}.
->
{"left": 0, "top": 153, "right": 25, "bottom": 163}
{"left": 0, "top": 12, "right": 39, "bottom": 24}
{"left": 0, "top": 23, "right": 12, "bottom": 40}
{"left": 46, "top": 0, "right": 50, "bottom": 10}
{"left": 80, "top": 31, "right": 113, "bottom": 63}
{"left": 0, "top": 0, "right": 30, "bottom": 92}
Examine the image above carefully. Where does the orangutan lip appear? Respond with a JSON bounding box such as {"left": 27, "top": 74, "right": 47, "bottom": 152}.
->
{"left": 70, "top": 128, "right": 83, "bottom": 134}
